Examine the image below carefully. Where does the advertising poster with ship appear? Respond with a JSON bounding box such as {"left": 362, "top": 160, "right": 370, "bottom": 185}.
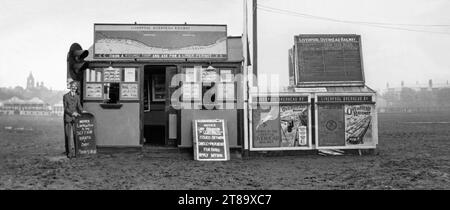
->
{"left": 344, "top": 105, "right": 373, "bottom": 146}
{"left": 94, "top": 24, "right": 227, "bottom": 59}
{"left": 280, "top": 105, "right": 309, "bottom": 147}
{"left": 252, "top": 105, "right": 281, "bottom": 148}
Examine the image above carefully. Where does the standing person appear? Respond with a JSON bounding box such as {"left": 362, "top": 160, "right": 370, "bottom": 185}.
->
{"left": 63, "top": 81, "right": 86, "bottom": 158}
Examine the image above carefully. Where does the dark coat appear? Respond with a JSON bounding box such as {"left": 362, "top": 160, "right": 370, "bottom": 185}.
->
{"left": 63, "top": 92, "right": 83, "bottom": 123}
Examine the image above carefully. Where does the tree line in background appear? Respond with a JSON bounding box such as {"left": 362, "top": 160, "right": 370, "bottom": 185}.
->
{"left": 0, "top": 86, "right": 65, "bottom": 105}
{"left": 380, "top": 87, "right": 450, "bottom": 111}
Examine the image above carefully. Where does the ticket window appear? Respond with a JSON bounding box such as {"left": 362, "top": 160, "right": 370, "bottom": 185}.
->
{"left": 84, "top": 67, "right": 139, "bottom": 104}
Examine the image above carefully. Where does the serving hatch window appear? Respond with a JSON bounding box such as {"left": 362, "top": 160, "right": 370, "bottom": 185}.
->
{"left": 84, "top": 67, "right": 139, "bottom": 103}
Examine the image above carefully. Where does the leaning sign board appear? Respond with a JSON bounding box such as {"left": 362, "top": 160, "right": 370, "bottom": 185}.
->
{"left": 295, "top": 34, "right": 364, "bottom": 86}
{"left": 74, "top": 113, "right": 97, "bottom": 156}
{"left": 94, "top": 24, "right": 227, "bottom": 60}
{"left": 193, "top": 119, "right": 229, "bottom": 161}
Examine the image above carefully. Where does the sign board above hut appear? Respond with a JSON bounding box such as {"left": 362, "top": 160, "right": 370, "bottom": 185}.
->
{"left": 93, "top": 24, "right": 228, "bottom": 60}
{"left": 294, "top": 34, "right": 364, "bottom": 86}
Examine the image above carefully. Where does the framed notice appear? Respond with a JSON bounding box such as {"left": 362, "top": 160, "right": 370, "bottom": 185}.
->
{"left": 121, "top": 83, "right": 138, "bottom": 99}
{"left": 85, "top": 83, "right": 103, "bottom": 99}
{"left": 185, "top": 68, "right": 197, "bottom": 82}
{"left": 152, "top": 74, "right": 166, "bottom": 102}
{"left": 193, "top": 119, "right": 229, "bottom": 161}
{"left": 103, "top": 67, "right": 121, "bottom": 82}
{"left": 124, "top": 68, "right": 136, "bottom": 82}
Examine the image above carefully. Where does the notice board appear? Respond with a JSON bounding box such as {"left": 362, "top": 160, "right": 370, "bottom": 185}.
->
{"left": 193, "top": 119, "right": 229, "bottom": 161}
{"left": 74, "top": 113, "right": 97, "bottom": 156}
{"left": 295, "top": 34, "right": 364, "bottom": 85}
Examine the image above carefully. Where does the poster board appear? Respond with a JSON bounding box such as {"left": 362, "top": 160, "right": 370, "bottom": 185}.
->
{"left": 74, "top": 113, "right": 97, "bottom": 156}
{"left": 315, "top": 94, "right": 377, "bottom": 149}
{"left": 250, "top": 94, "right": 312, "bottom": 151}
{"left": 295, "top": 34, "right": 364, "bottom": 86}
{"left": 94, "top": 24, "right": 228, "bottom": 60}
{"left": 193, "top": 119, "right": 229, "bottom": 161}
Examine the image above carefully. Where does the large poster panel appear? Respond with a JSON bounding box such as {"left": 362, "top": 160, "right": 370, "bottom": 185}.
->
{"left": 280, "top": 104, "right": 309, "bottom": 147}
{"left": 345, "top": 105, "right": 373, "bottom": 146}
{"left": 317, "top": 104, "right": 345, "bottom": 146}
{"left": 94, "top": 24, "right": 227, "bottom": 59}
{"left": 252, "top": 105, "right": 281, "bottom": 148}
{"left": 295, "top": 34, "right": 363, "bottom": 84}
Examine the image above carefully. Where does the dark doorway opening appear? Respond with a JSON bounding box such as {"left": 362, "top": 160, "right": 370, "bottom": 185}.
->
{"left": 143, "top": 65, "right": 167, "bottom": 146}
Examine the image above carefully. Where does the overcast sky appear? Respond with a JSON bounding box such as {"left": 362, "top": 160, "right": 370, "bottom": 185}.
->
{"left": 0, "top": 0, "right": 449, "bottom": 91}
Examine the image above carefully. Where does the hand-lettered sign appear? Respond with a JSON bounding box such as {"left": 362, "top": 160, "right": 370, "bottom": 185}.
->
{"left": 193, "top": 119, "right": 229, "bottom": 161}
{"left": 74, "top": 113, "right": 97, "bottom": 156}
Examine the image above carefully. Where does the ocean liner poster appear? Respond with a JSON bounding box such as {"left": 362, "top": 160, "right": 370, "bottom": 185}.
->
{"left": 94, "top": 24, "right": 227, "bottom": 59}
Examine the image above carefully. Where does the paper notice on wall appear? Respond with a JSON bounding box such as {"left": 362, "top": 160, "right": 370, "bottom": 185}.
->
{"left": 185, "top": 68, "right": 196, "bottom": 82}
{"left": 85, "top": 83, "right": 102, "bottom": 98}
{"left": 124, "top": 68, "right": 136, "bottom": 82}
{"left": 121, "top": 83, "right": 138, "bottom": 98}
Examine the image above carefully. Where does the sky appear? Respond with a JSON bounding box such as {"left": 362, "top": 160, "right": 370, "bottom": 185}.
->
{"left": 0, "top": 0, "right": 449, "bottom": 91}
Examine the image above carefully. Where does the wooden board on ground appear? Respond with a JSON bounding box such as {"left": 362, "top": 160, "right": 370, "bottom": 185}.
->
{"left": 74, "top": 113, "right": 97, "bottom": 156}
{"left": 192, "top": 119, "right": 229, "bottom": 161}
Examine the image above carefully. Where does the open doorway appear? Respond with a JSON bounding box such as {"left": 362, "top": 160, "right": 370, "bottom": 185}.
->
{"left": 143, "top": 66, "right": 167, "bottom": 146}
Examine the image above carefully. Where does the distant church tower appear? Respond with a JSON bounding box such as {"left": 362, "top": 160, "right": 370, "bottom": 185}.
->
{"left": 27, "top": 72, "right": 35, "bottom": 89}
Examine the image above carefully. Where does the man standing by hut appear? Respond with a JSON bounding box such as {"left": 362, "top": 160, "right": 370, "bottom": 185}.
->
{"left": 63, "top": 81, "right": 86, "bottom": 158}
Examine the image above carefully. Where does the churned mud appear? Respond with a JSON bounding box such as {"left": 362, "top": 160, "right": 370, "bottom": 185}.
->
{"left": 0, "top": 113, "right": 449, "bottom": 190}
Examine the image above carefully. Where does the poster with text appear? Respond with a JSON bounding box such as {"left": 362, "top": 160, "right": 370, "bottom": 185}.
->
{"left": 85, "top": 84, "right": 103, "bottom": 98}
{"left": 121, "top": 83, "right": 138, "bottom": 98}
{"left": 280, "top": 105, "right": 309, "bottom": 147}
{"left": 252, "top": 105, "right": 281, "bottom": 148}
{"left": 193, "top": 119, "right": 229, "bottom": 161}
{"left": 344, "top": 105, "right": 373, "bottom": 146}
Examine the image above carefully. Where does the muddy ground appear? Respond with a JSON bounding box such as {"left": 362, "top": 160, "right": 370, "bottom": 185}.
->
{"left": 0, "top": 112, "right": 449, "bottom": 190}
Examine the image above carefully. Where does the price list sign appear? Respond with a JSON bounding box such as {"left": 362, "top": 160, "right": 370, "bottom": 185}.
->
{"left": 74, "top": 113, "right": 97, "bottom": 156}
{"left": 193, "top": 119, "right": 229, "bottom": 161}
{"left": 295, "top": 34, "right": 364, "bottom": 84}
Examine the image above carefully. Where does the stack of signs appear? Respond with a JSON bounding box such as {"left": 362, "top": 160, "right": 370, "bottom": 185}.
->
{"left": 193, "top": 119, "right": 229, "bottom": 161}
